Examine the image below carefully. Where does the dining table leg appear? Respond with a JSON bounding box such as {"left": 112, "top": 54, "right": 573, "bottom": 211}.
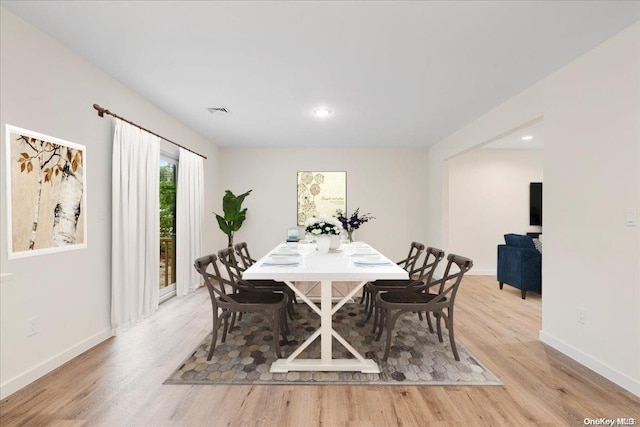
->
{"left": 270, "top": 279, "right": 380, "bottom": 373}
{"left": 320, "top": 280, "right": 333, "bottom": 363}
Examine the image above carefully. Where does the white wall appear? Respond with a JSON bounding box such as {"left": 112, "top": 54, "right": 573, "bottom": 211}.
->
{"left": 447, "top": 148, "right": 543, "bottom": 274}
{"left": 0, "top": 9, "right": 221, "bottom": 398}
{"left": 218, "top": 148, "right": 429, "bottom": 262}
{"left": 541, "top": 22, "right": 640, "bottom": 395}
{"left": 427, "top": 23, "right": 640, "bottom": 395}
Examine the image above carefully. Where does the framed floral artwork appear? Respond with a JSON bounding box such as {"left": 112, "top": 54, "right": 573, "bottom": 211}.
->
{"left": 297, "top": 171, "right": 346, "bottom": 225}
{"left": 5, "top": 125, "right": 87, "bottom": 259}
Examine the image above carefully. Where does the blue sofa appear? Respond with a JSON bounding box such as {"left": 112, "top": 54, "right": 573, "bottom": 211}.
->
{"left": 497, "top": 234, "right": 542, "bottom": 299}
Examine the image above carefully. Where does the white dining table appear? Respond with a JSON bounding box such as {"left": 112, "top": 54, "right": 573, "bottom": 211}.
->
{"left": 242, "top": 241, "right": 408, "bottom": 373}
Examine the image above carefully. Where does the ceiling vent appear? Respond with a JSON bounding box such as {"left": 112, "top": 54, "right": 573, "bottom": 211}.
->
{"left": 207, "top": 107, "right": 231, "bottom": 115}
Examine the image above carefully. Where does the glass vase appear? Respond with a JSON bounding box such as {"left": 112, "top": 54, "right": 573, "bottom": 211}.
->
{"left": 347, "top": 230, "right": 354, "bottom": 243}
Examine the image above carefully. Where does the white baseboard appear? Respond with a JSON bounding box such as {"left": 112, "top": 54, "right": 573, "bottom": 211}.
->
{"left": 539, "top": 330, "right": 640, "bottom": 397}
{"left": 466, "top": 269, "right": 496, "bottom": 276}
{"left": 0, "top": 328, "right": 112, "bottom": 399}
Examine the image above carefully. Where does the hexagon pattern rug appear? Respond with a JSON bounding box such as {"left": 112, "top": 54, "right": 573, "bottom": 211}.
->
{"left": 165, "top": 303, "right": 501, "bottom": 386}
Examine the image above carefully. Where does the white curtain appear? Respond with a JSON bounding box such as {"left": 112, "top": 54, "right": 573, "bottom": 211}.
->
{"left": 176, "top": 147, "right": 204, "bottom": 296}
{"left": 111, "top": 119, "right": 160, "bottom": 334}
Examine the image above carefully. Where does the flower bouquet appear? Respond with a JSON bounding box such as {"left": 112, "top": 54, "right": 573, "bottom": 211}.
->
{"left": 304, "top": 215, "right": 343, "bottom": 252}
{"left": 304, "top": 215, "right": 342, "bottom": 236}
{"left": 336, "top": 208, "right": 375, "bottom": 242}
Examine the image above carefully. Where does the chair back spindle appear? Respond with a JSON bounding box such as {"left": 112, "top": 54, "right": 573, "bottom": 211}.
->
{"left": 234, "top": 242, "right": 257, "bottom": 271}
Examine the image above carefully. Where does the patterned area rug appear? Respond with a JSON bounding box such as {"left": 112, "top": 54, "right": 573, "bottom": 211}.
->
{"left": 165, "top": 303, "right": 501, "bottom": 386}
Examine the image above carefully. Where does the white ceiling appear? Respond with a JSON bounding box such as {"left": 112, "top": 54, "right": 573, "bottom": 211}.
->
{"left": 3, "top": 1, "right": 639, "bottom": 148}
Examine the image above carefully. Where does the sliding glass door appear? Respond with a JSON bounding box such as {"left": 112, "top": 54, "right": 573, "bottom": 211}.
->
{"left": 159, "top": 155, "right": 177, "bottom": 299}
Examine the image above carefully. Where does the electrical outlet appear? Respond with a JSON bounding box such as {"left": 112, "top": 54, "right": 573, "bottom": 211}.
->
{"left": 27, "top": 316, "right": 39, "bottom": 336}
{"left": 577, "top": 308, "right": 586, "bottom": 325}
{"left": 625, "top": 208, "right": 638, "bottom": 226}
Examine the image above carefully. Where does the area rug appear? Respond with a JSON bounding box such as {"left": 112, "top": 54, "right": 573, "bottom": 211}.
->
{"left": 165, "top": 303, "right": 502, "bottom": 386}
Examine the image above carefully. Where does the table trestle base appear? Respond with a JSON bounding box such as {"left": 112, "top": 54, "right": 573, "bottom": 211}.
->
{"left": 270, "top": 359, "right": 380, "bottom": 373}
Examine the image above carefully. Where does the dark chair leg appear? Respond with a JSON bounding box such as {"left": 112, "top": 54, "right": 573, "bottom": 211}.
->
{"left": 208, "top": 313, "right": 220, "bottom": 361}
{"left": 365, "top": 289, "right": 376, "bottom": 323}
{"left": 375, "top": 307, "right": 386, "bottom": 342}
{"left": 372, "top": 303, "right": 381, "bottom": 335}
{"left": 287, "top": 298, "right": 295, "bottom": 320}
{"left": 288, "top": 290, "right": 297, "bottom": 317}
{"left": 435, "top": 313, "right": 443, "bottom": 342}
{"left": 446, "top": 310, "right": 459, "bottom": 361}
{"left": 281, "top": 309, "right": 290, "bottom": 335}
{"left": 382, "top": 310, "right": 402, "bottom": 361}
{"left": 425, "top": 312, "right": 434, "bottom": 333}
{"left": 221, "top": 312, "right": 231, "bottom": 342}
{"left": 499, "top": 282, "right": 503, "bottom": 290}
{"left": 521, "top": 289, "right": 526, "bottom": 299}
{"left": 273, "top": 309, "right": 282, "bottom": 358}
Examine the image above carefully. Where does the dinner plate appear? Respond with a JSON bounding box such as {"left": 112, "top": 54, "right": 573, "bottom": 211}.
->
{"left": 270, "top": 252, "right": 301, "bottom": 257}
{"left": 273, "top": 248, "right": 296, "bottom": 255}
{"left": 350, "top": 242, "right": 368, "bottom": 247}
{"left": 352, "top": 249, "right": 375, "bottom": 256}
{"left": 264, "top": 256, "right": 298, "bottom": 265}
{"left": 262, "top": 261, "right": 300, "bottom": 266}
{"left": 353, "top": 258, "right": 391, "bottom": 266}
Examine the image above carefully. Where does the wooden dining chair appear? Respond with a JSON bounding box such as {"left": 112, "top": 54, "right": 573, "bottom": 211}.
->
{"left": 376, "top": 253, "right": 473, "bottom": 361}
{"left": 218, "top": 247, "right": 296, "bottom": 320}
{"left": 235, "top": 242, "right": 298, "bottom": 306}
{"left": 368, "top": 246, "right": 445, "bottom": 335}
{"left": 193, "top": 253, "right": 289, "bottom": 361}
{"left": 234, "top": 241, "right": 257, "bottom": 271}
{"left": 361, "top": 241, "right": 426, "bottom": 314}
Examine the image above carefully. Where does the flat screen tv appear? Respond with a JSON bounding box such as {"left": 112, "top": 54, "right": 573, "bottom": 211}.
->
{"left": 530, "top": 182, "right": 542, "bottom": 226}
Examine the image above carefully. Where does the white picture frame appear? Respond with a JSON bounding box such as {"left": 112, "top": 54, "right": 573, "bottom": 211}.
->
{"left": 5, "top": 125, "right": 87, "bottom": 259}
{"left": 297, "top": 171, "right": 347, "bottom": 226}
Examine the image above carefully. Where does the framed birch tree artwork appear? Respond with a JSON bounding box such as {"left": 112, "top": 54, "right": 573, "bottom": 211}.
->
{"left": 5, "top": 125, "right": 87, "bottom": 259}
{"left": 297, "top": 171, "right": 346, "bottom": 225}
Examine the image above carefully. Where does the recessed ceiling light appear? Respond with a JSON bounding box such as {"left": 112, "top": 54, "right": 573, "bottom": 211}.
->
{"left": 521, "top": 135, "right": 533, "bottom": 141}
{"left": 314, "top": 108, "right": 332, "bottom": 118}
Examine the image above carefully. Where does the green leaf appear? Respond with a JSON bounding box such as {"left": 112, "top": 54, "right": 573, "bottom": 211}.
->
{"left": 215, "top": 214, "right": 232, "bottom": 235}
{"left": 222, "top": 190, "right": 240, "bottom": 218}
{"left": 235, "top": 190, "right": 252, "bottom": 206}
{"left": 215, "top": 189, "right": 252, "bottom": 238}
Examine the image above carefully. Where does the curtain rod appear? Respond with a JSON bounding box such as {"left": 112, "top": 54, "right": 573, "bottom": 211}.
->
{"left": 92, "top": 104, "right": 207, "bottom": 159}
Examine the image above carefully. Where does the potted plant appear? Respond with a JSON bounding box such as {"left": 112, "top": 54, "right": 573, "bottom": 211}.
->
{"left": 214, "top": 189, "right": 252, "bottom": 247}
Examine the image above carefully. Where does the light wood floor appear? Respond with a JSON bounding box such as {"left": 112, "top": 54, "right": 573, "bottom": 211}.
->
{"left": 1, "top": 276, "right": 638, "bottom": 426}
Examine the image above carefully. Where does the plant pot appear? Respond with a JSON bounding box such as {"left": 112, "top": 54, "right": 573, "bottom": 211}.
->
{"left": 316, "top": 235, "right": 331, "bottom": 253}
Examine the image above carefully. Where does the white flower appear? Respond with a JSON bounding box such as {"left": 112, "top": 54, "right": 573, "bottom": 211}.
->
{"left": 304, "top": 214, "right": 345, "bottom": 236}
